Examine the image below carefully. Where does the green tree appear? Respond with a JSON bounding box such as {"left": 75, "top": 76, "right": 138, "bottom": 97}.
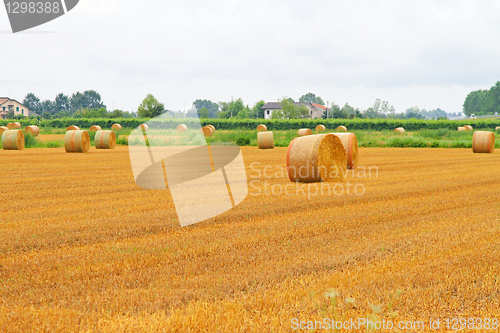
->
{"left": 193, "top": 99, "right": 219, "bottom": 118}
{"left": 197, "top": 107, "right": 209, "bottom": 118}
{"left": 137, "top": 94, "right": 165, "bottom": 118}
{"left": 54, "top": 93, "right": 71, "bottom": 113}
{"left": 41, "top": 100, "right": 55, "bottom": 115}
{"left": 219, "top": 98, "right": 246, "bottom": 118}
{"left": 23, "top": 93, "right": 41, "bottom": 113}
{"left": 6, "top": 110, "right": 14, "bottom": 119}
{"left": 272, "top": 97, "right": 309, "bottom": 119}
{"left": 299, "top": 93, "right": 325, "bottom": 105}
{"left": 250, "top": 100, "right": 265, "bottom": 119}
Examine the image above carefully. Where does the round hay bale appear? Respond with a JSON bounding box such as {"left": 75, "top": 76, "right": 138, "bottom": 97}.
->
{"left": 201, "top": 126, "right": 213, "bottom": 137}
{"left": 331, "top": 133, "right": 359, "bottom": 169}
{"left": 207, "top": 124, "right": 216, "bottom": 132}
{"left": 95, "top": 130, "right": 116, "bottom": 149}
{"left": 140, "top": 124, "right": 149, "bottom": 131}
{"left": 65, "top": 130, "right": 90, "bottom": 153}
{"left": 257, "top": 131, "right": 274, "bottom": 149}
{"left": 24, "top": 125, "right": 40, "bottom": 137}
{"left": 111, "top": 123, "right": 122, "bottom": 131}
{"left": 89, "top": 125, "right": 102, "bottom": 132}
{"left": 495, "top": 126, "right": 500, "bottom": 132}
{"left": 464, "top": 125, "right": 473, "bottom": 131}
{"left": 286, "top": 134, "right": 346, "bottom": 183}
{"left": 457, "top": 127, "right": 466, "bottom": 131}
{"left": 177, "top": 124, "right": 188, "bottom": 132}
{"left": 394, "top": 127, "right": 405, "bottom": 133}
{"left": 472, "top": 131, "right": 495, "bottom": 154}
{"left": 2, "top": 129, "right": 24, "bottom": 150}
{"left": 316, "top": 125, "right": 326, "bottom": 132}
{"left": 297, "top": 128, "right": 312, "bottom": 137}
{"left": 256, "top": 124, "right": 267, "bottom": 132}
{"left": 7, "top": 122, "right": 21, "bottom": 130}
{"left": 67, "top": 125, "right": 80, "bottom": 131}
{"left": 0, "top": 126, "right": 9, "bottom": 136}
{"left": 336, "top": 126, "right": 347, "bottom": 132}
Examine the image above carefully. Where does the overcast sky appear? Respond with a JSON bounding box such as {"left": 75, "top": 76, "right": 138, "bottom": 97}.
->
{"left": 2, "top": 0, "right": 500, "bottom": 114}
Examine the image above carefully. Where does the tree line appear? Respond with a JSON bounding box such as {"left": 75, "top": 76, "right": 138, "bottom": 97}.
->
{"left": 463, "top": 81, "right": 500, "bottom": 116}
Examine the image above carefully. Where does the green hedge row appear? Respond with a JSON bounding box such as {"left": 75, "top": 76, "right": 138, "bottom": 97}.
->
{"left": 1, "top": 117, "right": 499, "bottom": 131}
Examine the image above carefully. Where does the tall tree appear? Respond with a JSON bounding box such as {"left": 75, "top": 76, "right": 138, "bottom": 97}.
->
{"left": 83, "top": 90, "right": 105, "bottom": 109}
{"left": 192, "top": 99, "right": 219, "bottom": 118}
{"left": 272, "top": 97, "right": 309, "bottom": 119}
{"left": 54, "top": 93, "right": 71, "bottom": 113}
{"left": 23, "top": 93, "right": 41, "bottom": 112}
{"left": 250, "top": 100, "right": 265, "bottom": 119}
{"left": 299, "top": 93, "right": 325, "bottom": 105}
{"left": 137, "top": 94, "right": 165, "bottom": 118}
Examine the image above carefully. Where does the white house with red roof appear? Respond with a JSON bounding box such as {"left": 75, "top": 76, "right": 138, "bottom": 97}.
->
{"left": 261, "top": 101, "right": 326, "bottom": 119}
{"left": 0, "top": 97, "right": 30, "bottom": 119}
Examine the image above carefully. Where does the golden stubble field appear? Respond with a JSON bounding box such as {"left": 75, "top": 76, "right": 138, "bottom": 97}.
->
{"left": 0, "top": 146, "right": 499, "bottom": 332}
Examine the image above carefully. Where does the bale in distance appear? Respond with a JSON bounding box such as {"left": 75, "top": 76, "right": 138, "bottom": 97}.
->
{"left": 2, "top": 130, "right": 24, "bottom": 150}
{"left": 286, "top": 134, "right": 346, "bottom": 183}
{"left": 464, "top": 125, "right": 473, "bottom": 131}
{"left": 257, "top": 131, "right": 274, "bottom": 149}
{"left": 140, "top": 124, "right": 149, "bottom": 131}
{"left": 177, "top": 124, "right": 188, "bottom": 132}
{"left": 496, "top": 126, "right": 500, "bottom": 132}
{"left": 89, "top": 125, "right": 102, "bottom": 132}
{"left": 67, "top": 125, "right": 80, "bottom": 131}
{"left": 0, "top": 126, "right": 9, "bottom": 136}
{"left": 297, "top": 128, "right": 312, "bottom": 137}
{"left": 201, "top": 126, "right": 213, "bottom": 137}
{"left": 256, "top": 124, "right": 267, "bottom": 132}
{"left": 24, "top": 125, "right": 40, "bottom": 137}
{"left": 394, "top": 127, "right": 405, "bottom": 133}
{"left": 207, "top": 124, "right": 216, "bottom": 132}
{"left": 316, "top": 125, "right": 326, "bottom": 132}
{"left": 111, "top": 123, "right": 122, "bottom": 131}
{"left": 95, "top": 130, "right": 116, "bottom": 149}
{"left": 65, "top": 130, "right": 90, "bottom": 153}
{"left": 336, "top": 126, "right": 347, "bottom": 132}
{"left": 7, "top": 122, "right": 21, "bottom": 130}
{"left": 457, "top": 127, "right": 466, "bottom": 131}
{"left": 472, "top": 131, "right": 495, "bottom": 154}
{"left": 331, "top": 133, "right": 358, "bottom": 169}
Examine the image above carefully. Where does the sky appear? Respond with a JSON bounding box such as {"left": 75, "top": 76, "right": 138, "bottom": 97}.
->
{"left": 2, "top": 0, "right": 500, "bottom": 114}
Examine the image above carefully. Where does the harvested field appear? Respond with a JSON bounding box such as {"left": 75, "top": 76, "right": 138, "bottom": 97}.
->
{"left": 0, "top": 147, "right": 498, "bottom": 332}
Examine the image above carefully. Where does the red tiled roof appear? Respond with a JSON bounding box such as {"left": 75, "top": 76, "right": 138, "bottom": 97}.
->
{"left": 312, "top": 103, "right": 328, "bottom": 110}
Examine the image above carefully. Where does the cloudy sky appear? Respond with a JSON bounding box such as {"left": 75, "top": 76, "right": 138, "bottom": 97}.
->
{"left": 2, "top": 0, "right": 500, "bottom": 114}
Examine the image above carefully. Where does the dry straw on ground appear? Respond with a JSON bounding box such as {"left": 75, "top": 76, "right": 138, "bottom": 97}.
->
{"left": 177, "top": 124, "right": 188, "bottom": 132}
{"left": 24, "top": 125, "right": 40, "bottom": 137}
{"left": 207, "top": 125, "right": 216, "bottom": 132}
{"left": 140, "top": 124, "right": 149, "bottom": 131}
{"left": 297, "top": 128, "right": 312, "bottom": 137}
{"left": 67, "top": 125, "right": 80, "bottom": 131}
{"left": 464, "top": 125, "right": 473, "bottom": 131}
{"left": 457, "top": 127, "right": 466, "bottom": 131}
{"left": 315, "top": 125, "right": 326, "bottom": 132}
{"left": 95, "top": 130, "right": 116, "bottom": 150}
{"left": 0, "top": 126, "right": 9, "bottom": 136}
{"left": 394, "top": 127, "right": 405, "bottom": 133}
{"left": 257, "top": 131, "right": 274, "bottom": 149}
{"left": 201, "top": 126, "right": 213, "bottom": 137}
{"left": 256, "top": 124, "right": 267, "bottom": 132}
{"left": 286, "top": 133, "right": 346, "bottom": 183}
{"left": 89, "top": 125, "right": 102, "bottom": 132}
{"left": 332, "top": 133, "right": 359, "bottom": 169}
{"left": 336, "top": 126, "right": 347, "bottom": 132}
{"left": 1, "top": 129, "right": 24, "bottom": 150}
{"left": 7, "top": 122, "right": 21, "bottom": 130}
{"left": 65, "top": 130, "right": 90, "bottom": 153}
{"left": 111, "top": 124, "right": 122, "bottom": 131}
{"left": 472, "top": 131, "right": 495, "bottom": 153}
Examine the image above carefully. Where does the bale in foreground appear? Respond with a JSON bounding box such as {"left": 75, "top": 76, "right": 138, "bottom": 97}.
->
{"left": 336, "top": 126, "right": 347, "bottom": 132}
{"left": 65, "top": 130, "right": 90, "bottom": 153}
{"left": 332, "top": 133, "right": 358, "bottom": 169}
{"left": 94, "top": 130, "right": 116, "bottom": 149}
{"left": 472, "top": 131, "right": 495, "bottom": 153}
{"left": 297, "top": 128, "right": 312, "bottom": 137}
{"left": 0, "top": 126, "right": 9, "bottom": 136}
{"left": 256, "top": 124, "right": 267, "bottom": 132}
{"left": 7, "top": 122, "right": 21, "bottom": 130}
{"left": 257, "top": 131, "right": 274, "bottom": 149}
{"left": 394, "top": 127, "right": 405, "bottom": 133}
{"left": 286, "top": 134, "right": 346, "bottom": 183}
{"left": 24, "top": 125, "right": 40, "bottom": 136}
{"left": 2, "top": 130, "right": 24, "bottom": 150}
{"left": 201, "top": 126, "right": 213, "bottom": 137}
{"left": 315, "top": 125, "right": 326, "bottom": 132}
